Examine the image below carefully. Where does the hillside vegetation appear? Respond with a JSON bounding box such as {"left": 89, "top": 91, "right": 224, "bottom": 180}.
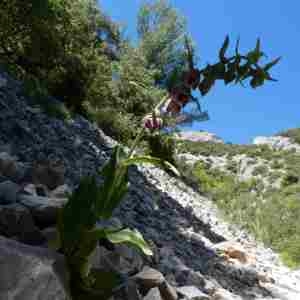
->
{"left": 176, "top": 138, "right": 300, "bottom": 267}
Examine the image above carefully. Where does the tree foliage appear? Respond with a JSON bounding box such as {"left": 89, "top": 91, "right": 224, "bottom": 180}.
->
{"left": 137, "top": 0, "right": 191, "bottom": 85}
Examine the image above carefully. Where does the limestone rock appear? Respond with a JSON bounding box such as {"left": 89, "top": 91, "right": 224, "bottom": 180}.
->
{"left": 144, "top": 287, "right": 163, "bottom": 300}
{"left": 158, "top": 280, "right": 178, "bottom": 300}
{"left": 134, "top": 267, "right": 165, "bottom": 289}
{"left": 175, "top": 131, "right": 224, "bottom": 144}
{"left": 213, "top": 241, "right": 255, "bottom": 265}
{"left": 253, "top": 136, "right": 300, "bottom": 153}
{"left": 0, "top": 203, "right": 45, "bottom": 246}
{"left": 0, "top": 153, "right": 26, "bottom": 183}
{"left": 177, "top": 286, "right": 209, "bottom": 300}
{"left": 114, "top": 279, "right": 142, "bottom": 300}
{"left": 18, "top": 194, "right": 67, "bottom": 228}
{"left": 0, "top": 235, "right": 68, "bottom": 300}
{"left": 50, "top": 184, "right": 71, "bottom": 198}
{"left": 31, "top": 159, "right": 65, "bottom": 190}
{"left": 0, "top": 180, "right": 20, "bottom": 204}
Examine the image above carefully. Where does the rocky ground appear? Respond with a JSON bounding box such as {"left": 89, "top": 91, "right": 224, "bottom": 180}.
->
{"left": 0, "top": 70, "right": 299, "bottom": 300}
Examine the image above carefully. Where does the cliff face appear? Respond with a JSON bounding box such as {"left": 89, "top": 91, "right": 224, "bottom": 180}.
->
{"left": 0, "top": 70, "right": 299, "bottom": 300}
{"left": 175, "top": 131, "right": 224, "bottom": 144}
{"left": 253, "top": 135, "right": 300, "bottom": 153}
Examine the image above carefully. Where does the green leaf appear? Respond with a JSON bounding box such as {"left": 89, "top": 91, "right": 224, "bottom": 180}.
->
{"left": 106, "top": 228, "right": 153, "bottom": 256}
{"left": 212, "top": 62, "right": 226, "bottom": 79}
{"left": 219, "top": 35, "right": 229, "bottom": 63}
{"left": 235, "top": 37, "right": 240, "bottom": 56}
{"left": 264, "top": 57, "right": 281, "bottom": 71}
{"left": 123, "top": 155, "right": 180, "bottom": 176}
{"left": 98, "top": 146, "right": 123, "bottom": 217}
{"left": 247, "top": 38, "right": 264, "bottom": 64}
{"left": 61, "top": 177, "right": 98, "bottom": 248}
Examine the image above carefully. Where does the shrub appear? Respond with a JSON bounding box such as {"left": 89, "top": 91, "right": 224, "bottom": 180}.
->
{"left": 270, "top": 159, "right": 284, "bottom": 169}
{"left": 252, "top": 164, "right": 269, "bottom": 176}
{"left": 277, "top": 128, "right": 300, "bottom": 145}
{"left": 147, "top": 133, "right": 176, "bottom": 165}
{"left": 282, "top": 172, "right": 299, "bottom": 187}
{"left": 92, "top": 108, "right": 138, "bottom": 145}
{"left": 227, "top": 159, "right": 239, "bottom": 174}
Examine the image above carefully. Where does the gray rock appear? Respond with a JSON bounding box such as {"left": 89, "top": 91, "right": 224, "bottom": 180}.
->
{"left": 0, "top": 235, "right": 68, "bottom": 300}
{"left": 114, "top": 279, "right": 142, "bottom": 300}
{"left": 0, "top": 203, "right": 45, "bottom": 246}
{"left": 50, "top": 184, "right": 71, "bottom": 198}
{"left": 212, "top": 288, "right": 242, "bottom": 300}
{"left": 18, "top": 194, "right": 67, "bottom": 228}
{"left": 177, "top": 286, "right": 210, "bottom": 300}
{"left": 158, "top": 280, "right": 178, "bottom": 300}
{"left": 0, "top": 153, "right": 26, "bottom": 182}
{"left": 0, "top": 180, "right": 20, "bottom": 204}
{"left": 134, "top": 267, "right": 165, "bottom": 290}
{"left": 144, "top": 287, "right": 163, "bottom": 300}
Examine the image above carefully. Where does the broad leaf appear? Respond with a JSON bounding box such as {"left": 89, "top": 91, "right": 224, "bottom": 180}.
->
{"left": 123, "top": 155, "right": 180, "bottom": 176}
{"left": 106, "top": 228, "right": 153, "bottom": 256}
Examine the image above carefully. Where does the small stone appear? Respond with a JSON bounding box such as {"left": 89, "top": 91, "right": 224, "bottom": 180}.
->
{"left": 144, "top": 287, "right": 163, "bottom": 300}
{"left": 186, "top": 271, "right": 206, "bottom": 289}
{"left": 212, "top": 288, "right": 241, "bottom": 300}
{"left": 213, "top": 241, "right": 253, "bottom": 264}
{"left": 50, "top": 184, "right": 71, "bottom": 198}
{"left": 0, "top": 180, "right": 20, "bottom": 204}
{"left": 0, "top": 75, "right": 8, "bottom": 88}
{"left": 22, "top": 184, "right": 38, "bottom": 196}
{"left": 0, "top": 152, "right": 18, "bottom": 180}
{"left": 18, "top": 194, "right": 67, "bottom": 228}
{"left": 134, "top": 267, "right": 165, "bottom": 289}
{"left": 41, "top": 227, "right": 58, "bottom": 247}
{"left": 31, "top": 159, "right": 65, "bottom": 190}
{"left": 177, "top": 286, "right": 209, "bottom": 300}
{"left": 158, "top": 281, "right": 178, "bottom": 300}
{"left": 114, "top": 279, "right": 142, "bottom": 300}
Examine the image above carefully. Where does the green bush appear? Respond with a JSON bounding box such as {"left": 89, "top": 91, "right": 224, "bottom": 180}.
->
{"left": 23, "top": 75, "right": 71, "bottom": 120}
{"left": 92, "top": 108, "right": 138, "bottom": 145}
{"left": 147, "top": 133, "right": 176, "bottom": 165}
{"left": 282, "top": 172, "right": 299, "bottom": 187}
{"left": 180, "top": 156, "right": 300, "bottom": 268}
{"left": 270, "top": 159, "right": 284, "bottom": 169}
{"left": 252, "top": 164, "right": 269, "bottom": 176}
{"left": 277, "top": 128, "right": 300, "bottom": 145}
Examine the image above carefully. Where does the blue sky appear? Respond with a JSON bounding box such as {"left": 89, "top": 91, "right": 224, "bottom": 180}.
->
{"left": 99, "top": 1, "right": 299, "bottom": 144}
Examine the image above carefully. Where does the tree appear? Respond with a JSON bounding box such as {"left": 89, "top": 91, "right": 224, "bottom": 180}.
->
{"left": 137, "top": 0, "right": 191, "bottom": 86}
{"left": 0, "top": 0, "right": 120, "bottom": 112}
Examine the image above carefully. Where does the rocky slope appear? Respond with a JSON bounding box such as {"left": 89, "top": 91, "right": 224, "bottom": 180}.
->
{"left": 253, "top": 136, "right": 300, "bottom": 153}
{"left": 0, "top": 70, "right": 299, "bottom": 300}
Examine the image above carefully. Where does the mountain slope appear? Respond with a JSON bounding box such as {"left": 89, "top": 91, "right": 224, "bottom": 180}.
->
{"left": 0, "top": 70, "right": 299, "bottom": 299}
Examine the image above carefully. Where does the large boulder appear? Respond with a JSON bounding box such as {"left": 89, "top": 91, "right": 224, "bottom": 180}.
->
{"left": 0, "top": 236, "right": 68, "bottom": 300}
{"left": 0, "top": 204, "right": 45, "bottom": 246}
{"left": 18, "top": 195, "right": 67, "bottom": 228}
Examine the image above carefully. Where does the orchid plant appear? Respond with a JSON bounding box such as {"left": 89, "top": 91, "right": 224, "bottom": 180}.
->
{"left": 52, "top": 35, "right": 279, "bottom": 300}
{"left": 52, "top": 94, "right": 179, "bottom": 299}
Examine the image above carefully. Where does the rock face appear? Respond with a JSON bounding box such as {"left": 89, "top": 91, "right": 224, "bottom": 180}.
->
{"left": 0, "top": 236, "right": 67, "bottom": 300}
{"left": 0, "top": 69, "right": 299, "bottom": 300}
{"left": 175, "top": 131, "right": 224, "bottom": 144}
{"left": 253, "top": 135, "right": 300, "bottom": 153}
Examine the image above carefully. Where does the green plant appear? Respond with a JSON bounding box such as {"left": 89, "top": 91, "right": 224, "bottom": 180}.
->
{"left": 282, "top": 172, "right": 299, "bottom": 187}
{"left": 270, "top": 159, "right": 284, "bottom": 169}
{"left": 147, "top": 132, "right": 176, "bottom": 165}
{"left": 54, "top": 142, "right": 179, "bottom": 299}
{"left": 252, "top": 164, "right": 269, "bottom": 176}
